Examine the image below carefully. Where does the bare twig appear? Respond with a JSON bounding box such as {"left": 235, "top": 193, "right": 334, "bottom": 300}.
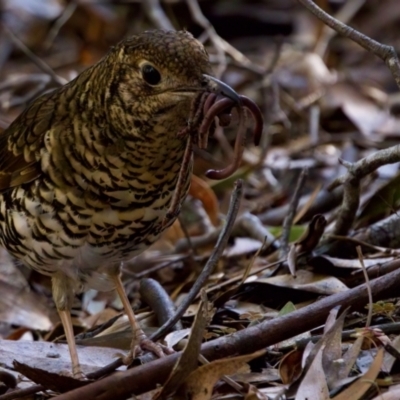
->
{"left": 53, "top": 260, "right": 400, "bottom": 400}
{"left": 313, "top": 0, "right": 366, "bottom": 57}
{"left": 354, "top": 212, "right": 400, "bottom": 251}
{"left": 151, "top": 180, "right": 243, "bottom": 341}
{"left": 0, "top": 385, "right": 45, "bottom": 400}
{"left": 356, "top": 246, "right": 373, "bottom": 328}
{"left": 334, "top": 177, "right": 360, "bottom": 236}
{"left": 186, "top": 0, "right": 265, "bottom": 77}
{"left": 186, "top": 0, "right": 226, "bottom": 77}
{"left": 309, "top": 105, "right": 320, "bottom": 146}
{"left": 329, "top": 146, "right": 400, "bottom": 191}
{"left": 1, "top": 25, "right": 67, "bottom": 86}
{"left": 175, "top": 211, "right": 277, "bottom": 254}
{"left": 44, "top": 3, "right": 78, "bottom": 50}
{"left": 280, "top": 168, "right": 308, "bottom": 258}
{"left": 281, "top": 321, "right": 400, "bottom": 351}
{"left": 296, "top": 1, "right": 400, "bottom": 235}
{"left": 327, "top": 146, "right": 400, "bottom": 235}
{"left": 142, "top": 0, "right": 175, "bottom": 30}
{"left": 296, "top": 0, "right": 400, "bottom": 90}
{"left": 258, "top": 187, "right": 343, "bottom": 226}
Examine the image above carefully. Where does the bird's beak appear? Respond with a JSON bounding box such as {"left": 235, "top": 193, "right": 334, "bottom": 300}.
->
{"left": 203, "top": 74, "right": 241, "bottom": 104}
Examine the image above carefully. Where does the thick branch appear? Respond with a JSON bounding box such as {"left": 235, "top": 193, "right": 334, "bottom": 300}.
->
{"left": 54, "top": 260, "right": 400, "bottom": 400}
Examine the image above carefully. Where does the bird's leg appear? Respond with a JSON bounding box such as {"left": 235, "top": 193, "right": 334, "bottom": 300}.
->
{"left": 111, "top": 272, "right": 173, "bottom": 364}
{"left": 52, "top": 273, "right": 83, "bottom": 379}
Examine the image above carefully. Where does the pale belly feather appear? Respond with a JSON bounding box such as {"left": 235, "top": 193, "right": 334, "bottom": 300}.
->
{"left": 0, "top": 169, "right": 187, "bottom": 292}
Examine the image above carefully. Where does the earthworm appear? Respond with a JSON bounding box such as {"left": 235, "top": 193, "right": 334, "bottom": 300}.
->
{"left": 197, "top": 93, "right": 263, "bottom": 179}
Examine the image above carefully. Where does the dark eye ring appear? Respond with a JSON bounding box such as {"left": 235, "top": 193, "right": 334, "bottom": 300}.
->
{"left": 141, "top": 64, "right": 161, "bottom": 86}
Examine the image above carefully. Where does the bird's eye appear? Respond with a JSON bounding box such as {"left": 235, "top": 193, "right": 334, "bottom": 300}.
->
{"left": 141, "top": 64, "right": 161, "bottom": 86}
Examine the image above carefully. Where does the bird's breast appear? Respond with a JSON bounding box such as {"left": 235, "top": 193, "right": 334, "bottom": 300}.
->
{"left": 0, "top": 125, "right": 192, "bottom": 285}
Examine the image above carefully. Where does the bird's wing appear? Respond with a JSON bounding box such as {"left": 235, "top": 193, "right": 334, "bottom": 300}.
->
{"left": 0, "top": 91, "right": 58, "bottom": 192}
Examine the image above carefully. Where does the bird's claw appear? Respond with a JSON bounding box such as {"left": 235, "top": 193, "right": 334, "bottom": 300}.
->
{"left": 123, "top": 334, "right": 174, "bottom": 365}
{"left": 60, "top": 367, "right": 86, "bottom": 380}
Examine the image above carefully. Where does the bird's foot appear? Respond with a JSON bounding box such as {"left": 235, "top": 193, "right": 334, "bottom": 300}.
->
{"left": 59, "top": 365, "right": 86, "bottom": 380}
{"left": 73, "top": 369, "right": 86, "bottom": 380}
{"left": 123, "top": 331, "right": 174, "bottom": 365}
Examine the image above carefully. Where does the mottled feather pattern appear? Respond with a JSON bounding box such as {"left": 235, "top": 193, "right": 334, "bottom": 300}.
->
{"left": 0, "top": 30, "right": 205, "bottom": 294}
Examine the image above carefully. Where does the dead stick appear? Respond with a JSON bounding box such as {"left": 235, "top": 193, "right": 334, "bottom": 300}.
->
{"left": 151, "top": 179, "right": 242, "bottom": 341}
{"left": 54, "top": 262, "right": 400, "bottom": 400}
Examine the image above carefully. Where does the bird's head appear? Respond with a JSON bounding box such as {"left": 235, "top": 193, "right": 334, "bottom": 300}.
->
{"left": 104, "top": 30, "right": 239, "bottom": 133}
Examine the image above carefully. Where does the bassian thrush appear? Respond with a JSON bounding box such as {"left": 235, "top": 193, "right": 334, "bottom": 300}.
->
{"left": 0, "top": 30, "right": 259, "bottom": 377}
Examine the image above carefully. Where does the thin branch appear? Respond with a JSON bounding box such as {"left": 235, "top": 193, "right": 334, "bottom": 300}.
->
{"left": 142, "top": 0, "right": 175, "bottom": 31}
{"left": 329, "top": 146, "right": 400, "bottom": 191}
{"left": 43, "top": 3, "right": 78, "bottom": 50}
{"left": 0, "top": 385, "right": 45, "bottom": 400}
{"left": 151, "top": 179, "right": 243, "bottom": 341}
{"left": 356, "top": 246, "right": 373, "bottom": 328}
{"left": 327, "top": 145, "right": 400, "bottom": 235}
{"left": 53, "top": 259, "right": 400, "bottom": 400}
{"left": 1, "top": 24, "right": 67, "bottom": 86}
{"left": 296, "top": 0, "right": 400, "bottom": 90}
{"left": 186, "top": 0, "right": 265, "bottom": 77}
{"left": 313, "top": 0, "right": 366, "bottom": 57}
{"left": 280, "top": 168, "right": 308, "bottom": 258}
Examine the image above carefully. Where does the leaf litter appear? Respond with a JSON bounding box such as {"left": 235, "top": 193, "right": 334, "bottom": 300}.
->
{"left": 2, "top": 1, "right": 400, "bottom": 399}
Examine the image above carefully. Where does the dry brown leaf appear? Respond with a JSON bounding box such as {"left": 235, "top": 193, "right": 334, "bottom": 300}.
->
{"left": 0, "top": 339, "right": 122, "bottom": 375}
{"left": 256, "top": 270, "right": 348, "bottom": 295}
{"left": 339, "top": 336, "right": 364, "bottom": 382}
{"left": 324, "top": 84, "right": 388, "bottom": 137}
{"left": 315, "top": 255, "right": 394, "bottom": 270}
{"left": 324, "top": 307, "right": 340, "bottom": 334}
{"left": 295, "top": 344, "right": 330, "bottom": 400}
{"left": 231, "top": 369, "right": 280, "bottom": 385}
{"left": 13, "top": 361, "right": 87, "bottom": 392}
{"left": 294, "top": 215, "right": 327, "bottom": 254}
{"left": 189, "top": 174, "right": 219, "bottom": 226}
{"left": 322, "top": 308, "right": 346, "bottom": 389}
{"left": 175, "top": 349, "right": 266, "bottom": 400}
{"left": 0, "top": 280, "right": 53, "bottom": 331}
{"left": 279, "top": 349, "right": 303, "bottom": 384}
{"left": 244, "top": 383, "right": 269, "bottom": 400}
{"left": 332, "top": 348, "right": 384, "bottom": 400}
{"left": 157, "top": 292, "right": 213, "bottom": 399}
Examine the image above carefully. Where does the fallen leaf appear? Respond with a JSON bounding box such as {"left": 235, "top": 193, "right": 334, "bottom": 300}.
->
{"left": 176, "top": 350, "right": 266, "bottom": 400}
{"left": 295, "top": 344, "right": 330, "bottom": 400}
{"left": 157, "top": 292, "right": 213, "bottom": 399}
{"left": 189, "top": 174, "right": 219, "bottom": 226}
{"left": 256, "top": 270, "right": 348, "bottom": 295}
{"left": 0, "top": 340, "right": 124, "bottom": 375}
{"left": 332, "top": 348, "right": 384, "bottom": 400}
{"left": 0, "top": 280, "right": 53, "bottom": 331}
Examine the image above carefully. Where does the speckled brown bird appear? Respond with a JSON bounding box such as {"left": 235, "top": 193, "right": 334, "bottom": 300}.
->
{"left": 0, "top": 30, "right": 243, "bottom": 377}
